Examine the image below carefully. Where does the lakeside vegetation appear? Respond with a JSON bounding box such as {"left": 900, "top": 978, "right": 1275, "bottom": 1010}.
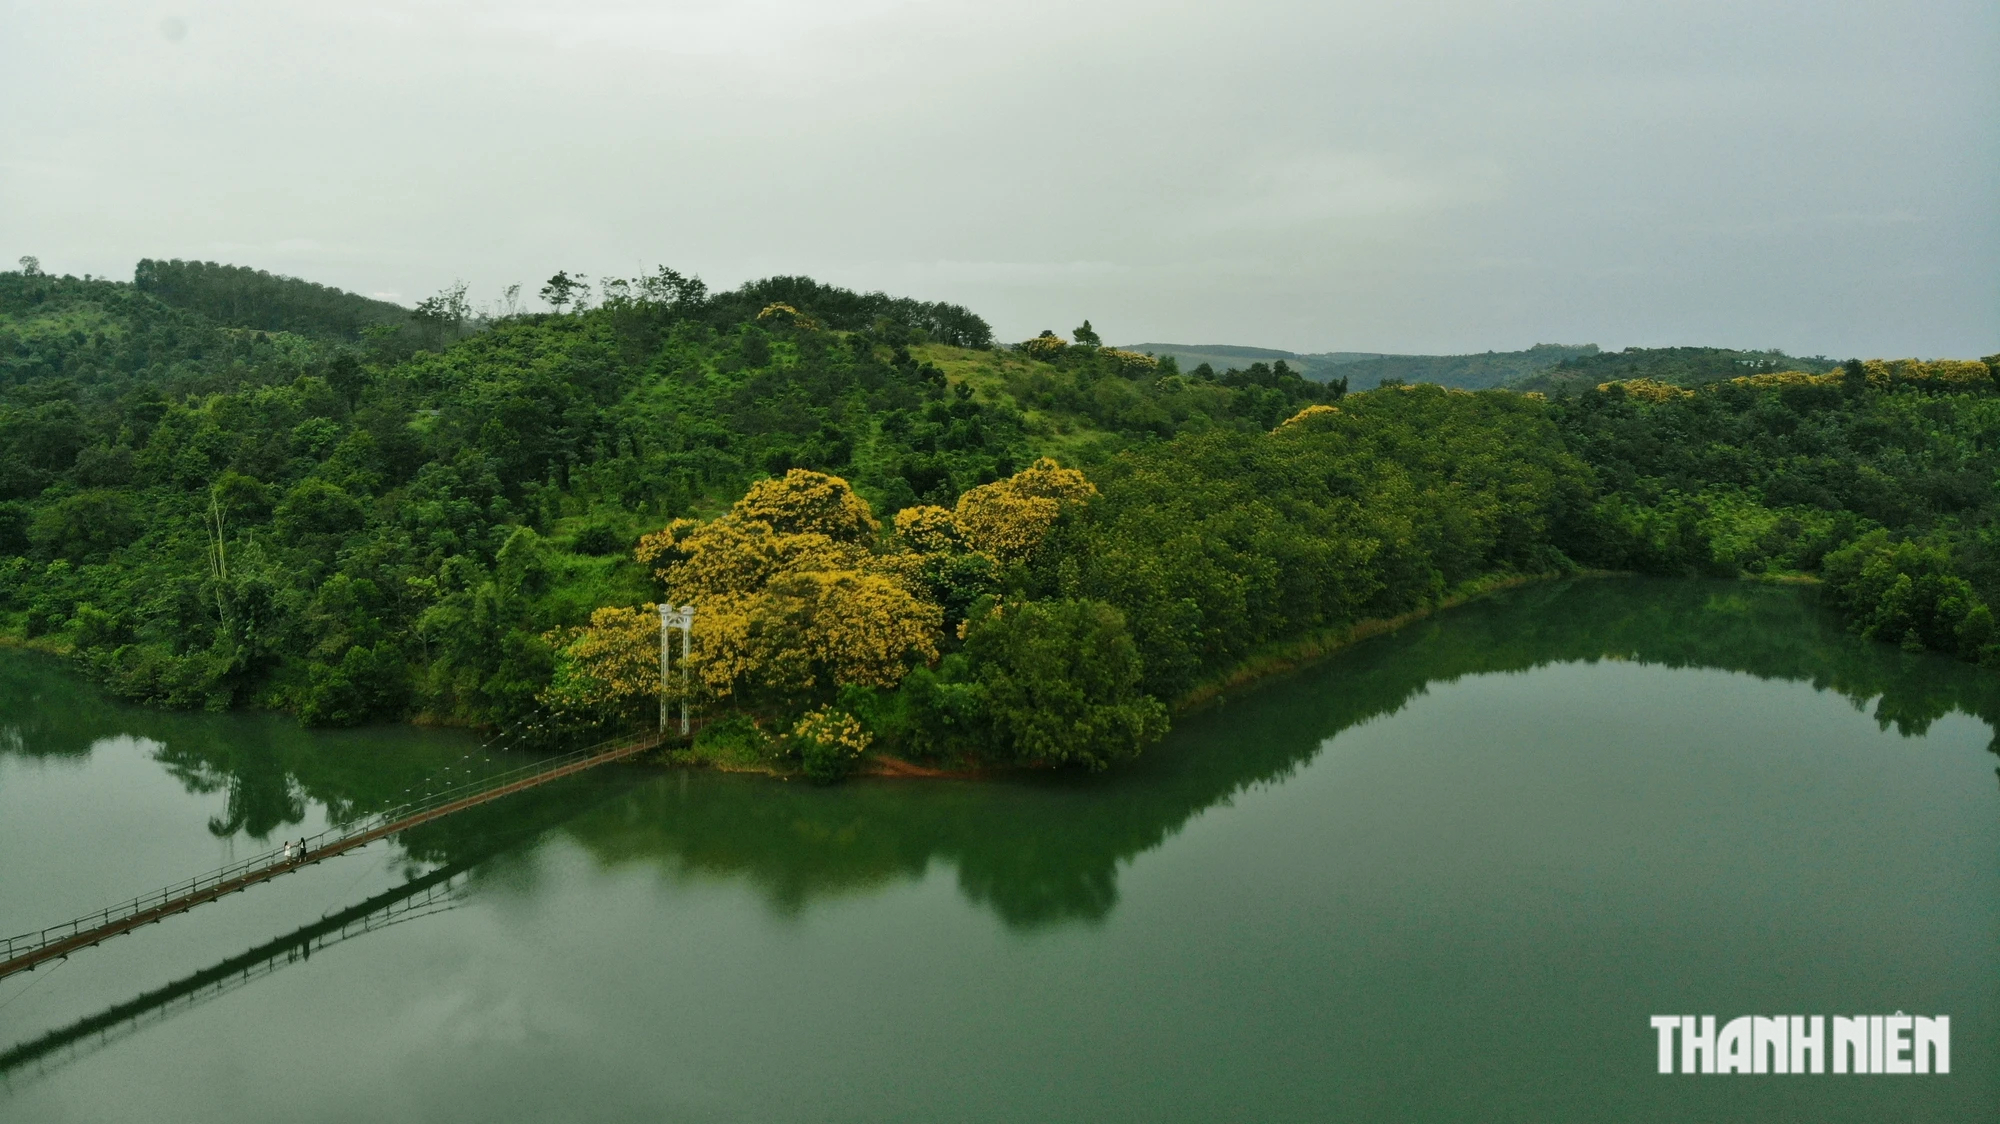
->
{"left": 2, "top": 258, "right": 1995, "bottom": 778}
{"left": 7, "top": 578, "right": 1992, "bottom": 928}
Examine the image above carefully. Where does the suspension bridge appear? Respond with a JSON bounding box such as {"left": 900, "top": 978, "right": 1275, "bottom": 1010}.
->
{"left": 1, "top": 861, "right": 474, "bottom": 1087}
{"left": 0, "top": 730, "right": 661, "bottom": 982}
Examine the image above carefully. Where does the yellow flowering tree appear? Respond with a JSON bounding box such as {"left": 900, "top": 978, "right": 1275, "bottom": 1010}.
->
{"left": 1097, "top": 347, "right": 1160, "bottom": 375}
{"left": 950, "top": 457, "right": 1096, "bottom": 565}
{"left": 1599, "top": 378, "right": 1695, "bottom": 403}
{"left": 731, "top": 468, "right": 880, "bottom": 540}
{"left": 693, "top": 569, "right": 942, "bottom": 702}
{"left": 640, "top": 470, "right": 941, "bottom": 712}
{"left": 756, "top": 302, "right": 822, "bottom": 331}
{"left": 582, "top": 463, "right": 1101, "bottom": 731}
{"left": 1020, "top": 331, "right": 1068, "bottom": 361}
{"left": 892, "top": 504, "right": 961, "bottom": 553}
{"left": 538, "top": 605, "right": 662, "bottom": 726}
{"left": 1274, "top": 403, "right": 1341, "bottom": 431}
{"left": 882, "top": 458, "right": 1097, "bottom": 624}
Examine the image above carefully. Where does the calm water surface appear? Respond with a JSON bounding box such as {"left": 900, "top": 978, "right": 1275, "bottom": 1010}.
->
{"left": 1, "top": 579, "right": 1995, "bottom": 1121}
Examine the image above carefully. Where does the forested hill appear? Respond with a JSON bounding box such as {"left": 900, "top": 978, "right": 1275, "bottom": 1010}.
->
{"left": 1507, "top": 346, "right": 1840, "bottom": 393}
{"left": 1119, "top": 343, "right": 1356, "bottom": 383}
{"left": 1129, "top": 342, "right": 1845, "bottom": 394}
{"left": 1327, "top": 344, "right": 1599, "bottom": 389}
{"left": 2, "top": 260, "right": 1997, "bottom": 780}
{"left": 135, "top": 259, "right": 414, "bottom": 341}
{"left": 1126, "top": 342, "right": 1600, "bottom": 389}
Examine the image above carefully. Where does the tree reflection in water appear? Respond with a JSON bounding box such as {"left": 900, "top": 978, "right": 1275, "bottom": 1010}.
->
{"left": 4, "top": 578, "right": 1995, "bottom": 930}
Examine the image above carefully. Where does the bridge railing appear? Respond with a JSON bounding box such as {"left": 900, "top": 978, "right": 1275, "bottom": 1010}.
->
{"left": 0, "top": 729, "right": 658, "bottom": 966}
{"left": 346, "top": 729, "right": 657, "bottom": 834}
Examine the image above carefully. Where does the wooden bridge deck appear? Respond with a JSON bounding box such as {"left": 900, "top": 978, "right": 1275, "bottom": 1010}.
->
{"left": 0, "top": 733, "right": 660, "bottom": 981}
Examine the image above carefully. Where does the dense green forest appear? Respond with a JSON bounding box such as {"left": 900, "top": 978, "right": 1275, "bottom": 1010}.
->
{"left": 134, "top": 259, "right": 414, "bottom": 342}
{"left": 1, "top": 260, "right": 1994, "bottom": 778}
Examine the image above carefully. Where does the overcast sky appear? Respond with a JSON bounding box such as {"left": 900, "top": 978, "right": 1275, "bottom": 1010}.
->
{"left": 3, "top": 1, "right": 1995, "bottom": 357}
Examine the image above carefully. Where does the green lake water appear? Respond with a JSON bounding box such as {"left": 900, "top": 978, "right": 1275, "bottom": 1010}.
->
{"left": 1, "top": 578, "right": 1995, "bottom": 1121}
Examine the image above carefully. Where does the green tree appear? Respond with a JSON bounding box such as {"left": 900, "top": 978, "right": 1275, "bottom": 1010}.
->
{"left": 960, "top": 599, "right": 1167, "bottom": 770}
{"left": 412, "top": 280, "right": 471, "bottom": 348}
{"left": 28, "top": 491, "right": 140, "bottom": 561}
{"left": 540, "top": 271, "right": 588, "bottom": 315}
{"left": 273, "top": 479, "right": 366, "bottom": 539}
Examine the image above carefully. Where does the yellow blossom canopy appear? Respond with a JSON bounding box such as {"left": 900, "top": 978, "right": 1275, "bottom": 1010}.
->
{"left": 950, "top": 457, "right": 1096, "bottom": 565}
{"left": 1600, "top": 378, "right": 1695, "bottom": 403}
{"left": 538, "top": 605, "right": 663, "bottom": 718}
{"left": 756, "top": 302, "right": 822, "bottom": 331}
{"left": 692, "top": 571, "right": 941, "bottom": 699}
{"left": 732, "top": 469, "right": 880, "bottom": 542}
{"left": 1020, "top": 332, "right": 1068, "bottom": 361}
{"left": 636, "top": 470, "right": 940, "bottom": 706}
{"left": 893, "top": 504, "right": 962, "bottom": 553}
{"left": 1097, "top": 347, "right": 1160, "bottom": 374}
{"left": 792, "top": 707, "right": 872, "bottom": 757}
{"left": 1275, "top": 403, "right": 1342, "bottom": 431}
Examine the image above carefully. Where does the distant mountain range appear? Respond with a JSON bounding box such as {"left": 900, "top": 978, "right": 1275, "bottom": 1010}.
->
{"left": 1121, "top": 342, "right": 1837, "bottom": 391}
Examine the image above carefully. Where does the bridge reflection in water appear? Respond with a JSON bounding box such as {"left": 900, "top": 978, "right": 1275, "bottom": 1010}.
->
{"left": 0, "top": 733, "right": 659, "bottom": 981}
{"left": 0, "top": 862, "right": 472, "bottom": 1090}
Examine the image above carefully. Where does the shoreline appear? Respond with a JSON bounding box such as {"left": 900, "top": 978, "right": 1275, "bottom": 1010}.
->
{"left": 1163, "top": 567, "right": 1820, "bottom": 717}
{"left": 0, "top": 569, "right": 1605, "bottom": 783}
{"left": 1167, "top": 568, "right": 1622, "bottom": 715}
{"left": 848, "top": 568, "right": 1618, "bottom": 780}
{"left": 6, "top": 567, "right": 1820, "bottom": 784}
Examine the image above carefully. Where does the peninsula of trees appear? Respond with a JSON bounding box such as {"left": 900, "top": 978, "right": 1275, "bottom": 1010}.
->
{"left": 2, "top": 258, "right": 1995, "bottom": 777}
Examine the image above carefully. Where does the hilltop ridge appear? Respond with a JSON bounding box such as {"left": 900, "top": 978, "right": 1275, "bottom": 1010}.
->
{"left": 1123, "top": 342, "right": 1600, "bottom": 389}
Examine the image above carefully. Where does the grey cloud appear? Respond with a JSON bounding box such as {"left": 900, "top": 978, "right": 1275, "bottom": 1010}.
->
{"left": 1, "top": 0, "right": 1993, "bottom": 356}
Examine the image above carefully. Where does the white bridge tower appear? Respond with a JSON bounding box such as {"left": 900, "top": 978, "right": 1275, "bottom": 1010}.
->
{"left": 659, "top": 602, "right": 695, "bottom": 736}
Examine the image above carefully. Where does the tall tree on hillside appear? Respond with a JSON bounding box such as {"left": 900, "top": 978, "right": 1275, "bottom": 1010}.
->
{"left": 636, "top": 265, "right": 708, "bottom": 310}
{"left": 412, "top": 280, "right": 471, "bottom": 348}
{"left": 1072, "top": 320, "right": 1101, "bottom": 348}
{"left": 540, "top": 271, "right": 588, "bottom": 315}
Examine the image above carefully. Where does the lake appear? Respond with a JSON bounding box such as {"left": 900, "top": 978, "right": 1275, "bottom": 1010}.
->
{"left": 1, "top": 578, "right": 1994, "bottom": 1121}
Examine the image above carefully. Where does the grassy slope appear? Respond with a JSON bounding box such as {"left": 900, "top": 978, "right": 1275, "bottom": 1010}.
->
{"left": 913, "top": 343, "right": 1129, "bottom": 463}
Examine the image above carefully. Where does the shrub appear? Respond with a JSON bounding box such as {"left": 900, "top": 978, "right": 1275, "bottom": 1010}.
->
{"left": 571, "top": 520, "right": 627, "bottom": 555}
{"left": 791, "top": 706, "right": 872, "bottom": 781}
